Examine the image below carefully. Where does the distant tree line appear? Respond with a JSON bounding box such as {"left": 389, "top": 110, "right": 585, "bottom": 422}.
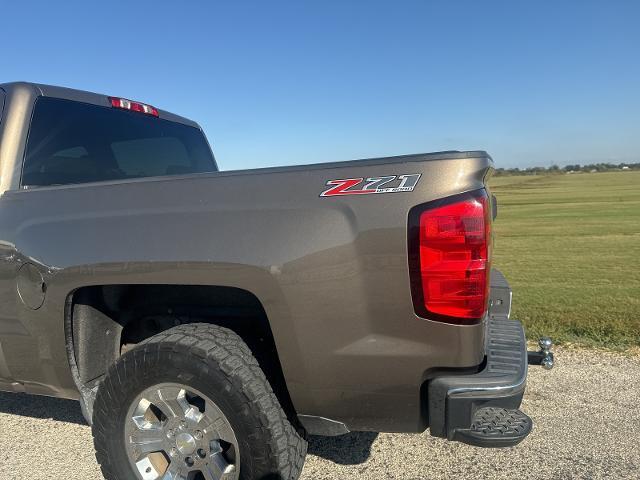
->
{"left": 494, "top": 162, "right": 640, "bottom": 176}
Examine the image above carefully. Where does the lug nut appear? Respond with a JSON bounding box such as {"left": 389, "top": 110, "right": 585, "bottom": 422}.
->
{"left": 179, "top": 420, "right": 187, "bottom": 429}
{"left": 166, "top": 429, "right": 175, "bottom": 438}
{"left": 194, "top": 430, "right": 203, "bottom": 440}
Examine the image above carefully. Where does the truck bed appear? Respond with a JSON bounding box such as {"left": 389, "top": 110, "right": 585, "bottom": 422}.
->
{"left": 0, "top": 149, "right": 492, "bottom": 432}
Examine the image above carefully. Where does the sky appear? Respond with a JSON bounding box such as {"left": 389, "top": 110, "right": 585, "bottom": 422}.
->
{"left": 2, "top": 1, "right": 639, "bottom": 170}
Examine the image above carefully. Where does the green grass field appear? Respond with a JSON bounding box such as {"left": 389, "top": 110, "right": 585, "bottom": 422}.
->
{"left": 490, "top": 171, "right": 640, "bottom": 350}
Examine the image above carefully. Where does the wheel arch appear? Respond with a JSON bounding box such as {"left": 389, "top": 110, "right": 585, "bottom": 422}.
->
{"left": 64, "top": 283, "right": 298, "bottom": 426}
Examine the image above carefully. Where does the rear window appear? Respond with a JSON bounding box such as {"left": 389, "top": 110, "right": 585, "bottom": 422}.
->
{"left": 22, "top": 97, "right": 216, "bottom": 187}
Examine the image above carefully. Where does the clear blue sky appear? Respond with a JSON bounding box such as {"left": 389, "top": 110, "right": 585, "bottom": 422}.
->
{"left": 2, "top": 1, "right": 639, "bottom": 170}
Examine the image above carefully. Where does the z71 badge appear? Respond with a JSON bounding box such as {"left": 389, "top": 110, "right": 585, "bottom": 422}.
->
{"left": 320, "top": 174, "right": 421, "bottom": 197}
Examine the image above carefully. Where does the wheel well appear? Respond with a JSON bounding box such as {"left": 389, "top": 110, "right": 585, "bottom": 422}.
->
{"left": 67, "top": 284, "right": 298, "bottom": 424}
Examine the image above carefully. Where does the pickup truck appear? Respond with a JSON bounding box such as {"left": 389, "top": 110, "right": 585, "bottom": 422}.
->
{"left": 0, "top": 82, "right": 553, "bottom": 480}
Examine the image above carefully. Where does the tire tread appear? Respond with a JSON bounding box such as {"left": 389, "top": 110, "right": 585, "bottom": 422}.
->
{"left": 92, "top": 323, "right": 307, "bottom": 479}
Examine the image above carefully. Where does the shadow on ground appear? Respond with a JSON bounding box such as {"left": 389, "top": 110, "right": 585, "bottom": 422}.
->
{"left": 308, "top": 432, "right": 378, "bottom": 465}
{"left": 0, "top": 392, "right": 86, "bottom": 425}
{"left": 0, "top": 391, "right": 379, "bottom": 465}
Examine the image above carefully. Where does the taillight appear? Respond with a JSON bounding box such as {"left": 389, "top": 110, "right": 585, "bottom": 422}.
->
{"left": 408, "top": 190, "right": 491, "bottom": 324}
{"left": 108, "top": 97, "right": 159, "bottom": 117}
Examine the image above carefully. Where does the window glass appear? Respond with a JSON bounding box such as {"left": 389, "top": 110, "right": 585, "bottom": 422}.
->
{"left": 111, "top": 137, "right": 191, "bottom": 177}
{"left": 22, "top": 97, "right": 216, "bottom": 187}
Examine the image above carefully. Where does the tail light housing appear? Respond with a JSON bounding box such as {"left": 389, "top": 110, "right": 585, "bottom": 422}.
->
{"left": 408, "top": 190, "right": 492, "bottom": 324}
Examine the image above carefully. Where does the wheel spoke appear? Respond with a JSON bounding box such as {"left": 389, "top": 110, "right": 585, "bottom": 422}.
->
{"left": 184, "top": 404, "right": 204, "bottom": 424}
{"left": 152, "top": 386, "right": 188, "bottom": 418}
{"left": 132, "top": 398, "right": 163, "bottom": 430}
{"left": 129, "top": 428, "right": 165, "bottom": 455}
{"left": 217, "top": 422, "right": 237, "bottom": 445}
{"left": 202, "top": 419, "right": 236, "bottom": 444}
{"left": 201, "top": 467, "right": 217, "bottom": 480}
{"left": 134, "top": 456, "right": 162, "bottom": 480}
{"left": 204, "top": 400, "right": 225, "bottom": 420}
{"left": 201, "top": 401, "right": 236, "bottom": 444}
{"left": 202, "top": 452, "right": 236, "bottom": 480}
{"left": 161, "top": 462, "right": 188, "bottom": 480}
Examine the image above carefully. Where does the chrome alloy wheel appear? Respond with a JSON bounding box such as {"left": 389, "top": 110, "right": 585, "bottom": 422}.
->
{"left": 124, "top": 383, "right": 240, "bottom": 480}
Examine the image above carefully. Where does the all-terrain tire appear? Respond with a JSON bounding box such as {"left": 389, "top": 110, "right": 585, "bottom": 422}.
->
{"left": 92, "top": 323, "right": 307, "bottom": 479}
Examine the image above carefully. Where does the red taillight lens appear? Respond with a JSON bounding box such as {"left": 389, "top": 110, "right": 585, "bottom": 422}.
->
{"left": 409, "top": 190, "right": 491, "bottom": 324}
{"left": 109, "top": 97, "right": 159, "bottom": 117}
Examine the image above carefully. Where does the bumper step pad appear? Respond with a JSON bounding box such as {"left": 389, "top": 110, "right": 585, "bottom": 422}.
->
{"left": 453, "top": 407, "right": 532, "bottom": 448}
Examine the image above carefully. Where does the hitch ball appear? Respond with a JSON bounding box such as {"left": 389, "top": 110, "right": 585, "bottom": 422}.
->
{"left": 527, "top": 336, "right": 555, "bottom": 369}
{"left": 539, "top": 337, "right": 552, "bottom": 351}
{"left": 539, "top": 337, "right": 554, "bottom": 370}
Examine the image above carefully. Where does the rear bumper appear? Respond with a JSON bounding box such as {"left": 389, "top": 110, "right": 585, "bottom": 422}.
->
{"left": 427, "top": 270, "right": 530, "bottom": 444}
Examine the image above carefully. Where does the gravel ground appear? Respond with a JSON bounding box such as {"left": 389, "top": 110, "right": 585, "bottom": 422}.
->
{"left": 0, "top": 347, "right": 638, "bottom": 479}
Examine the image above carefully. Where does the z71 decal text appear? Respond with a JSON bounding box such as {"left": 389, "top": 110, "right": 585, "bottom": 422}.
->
{"left": 320, "top": 174, "right": 421, "bottom": 197}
